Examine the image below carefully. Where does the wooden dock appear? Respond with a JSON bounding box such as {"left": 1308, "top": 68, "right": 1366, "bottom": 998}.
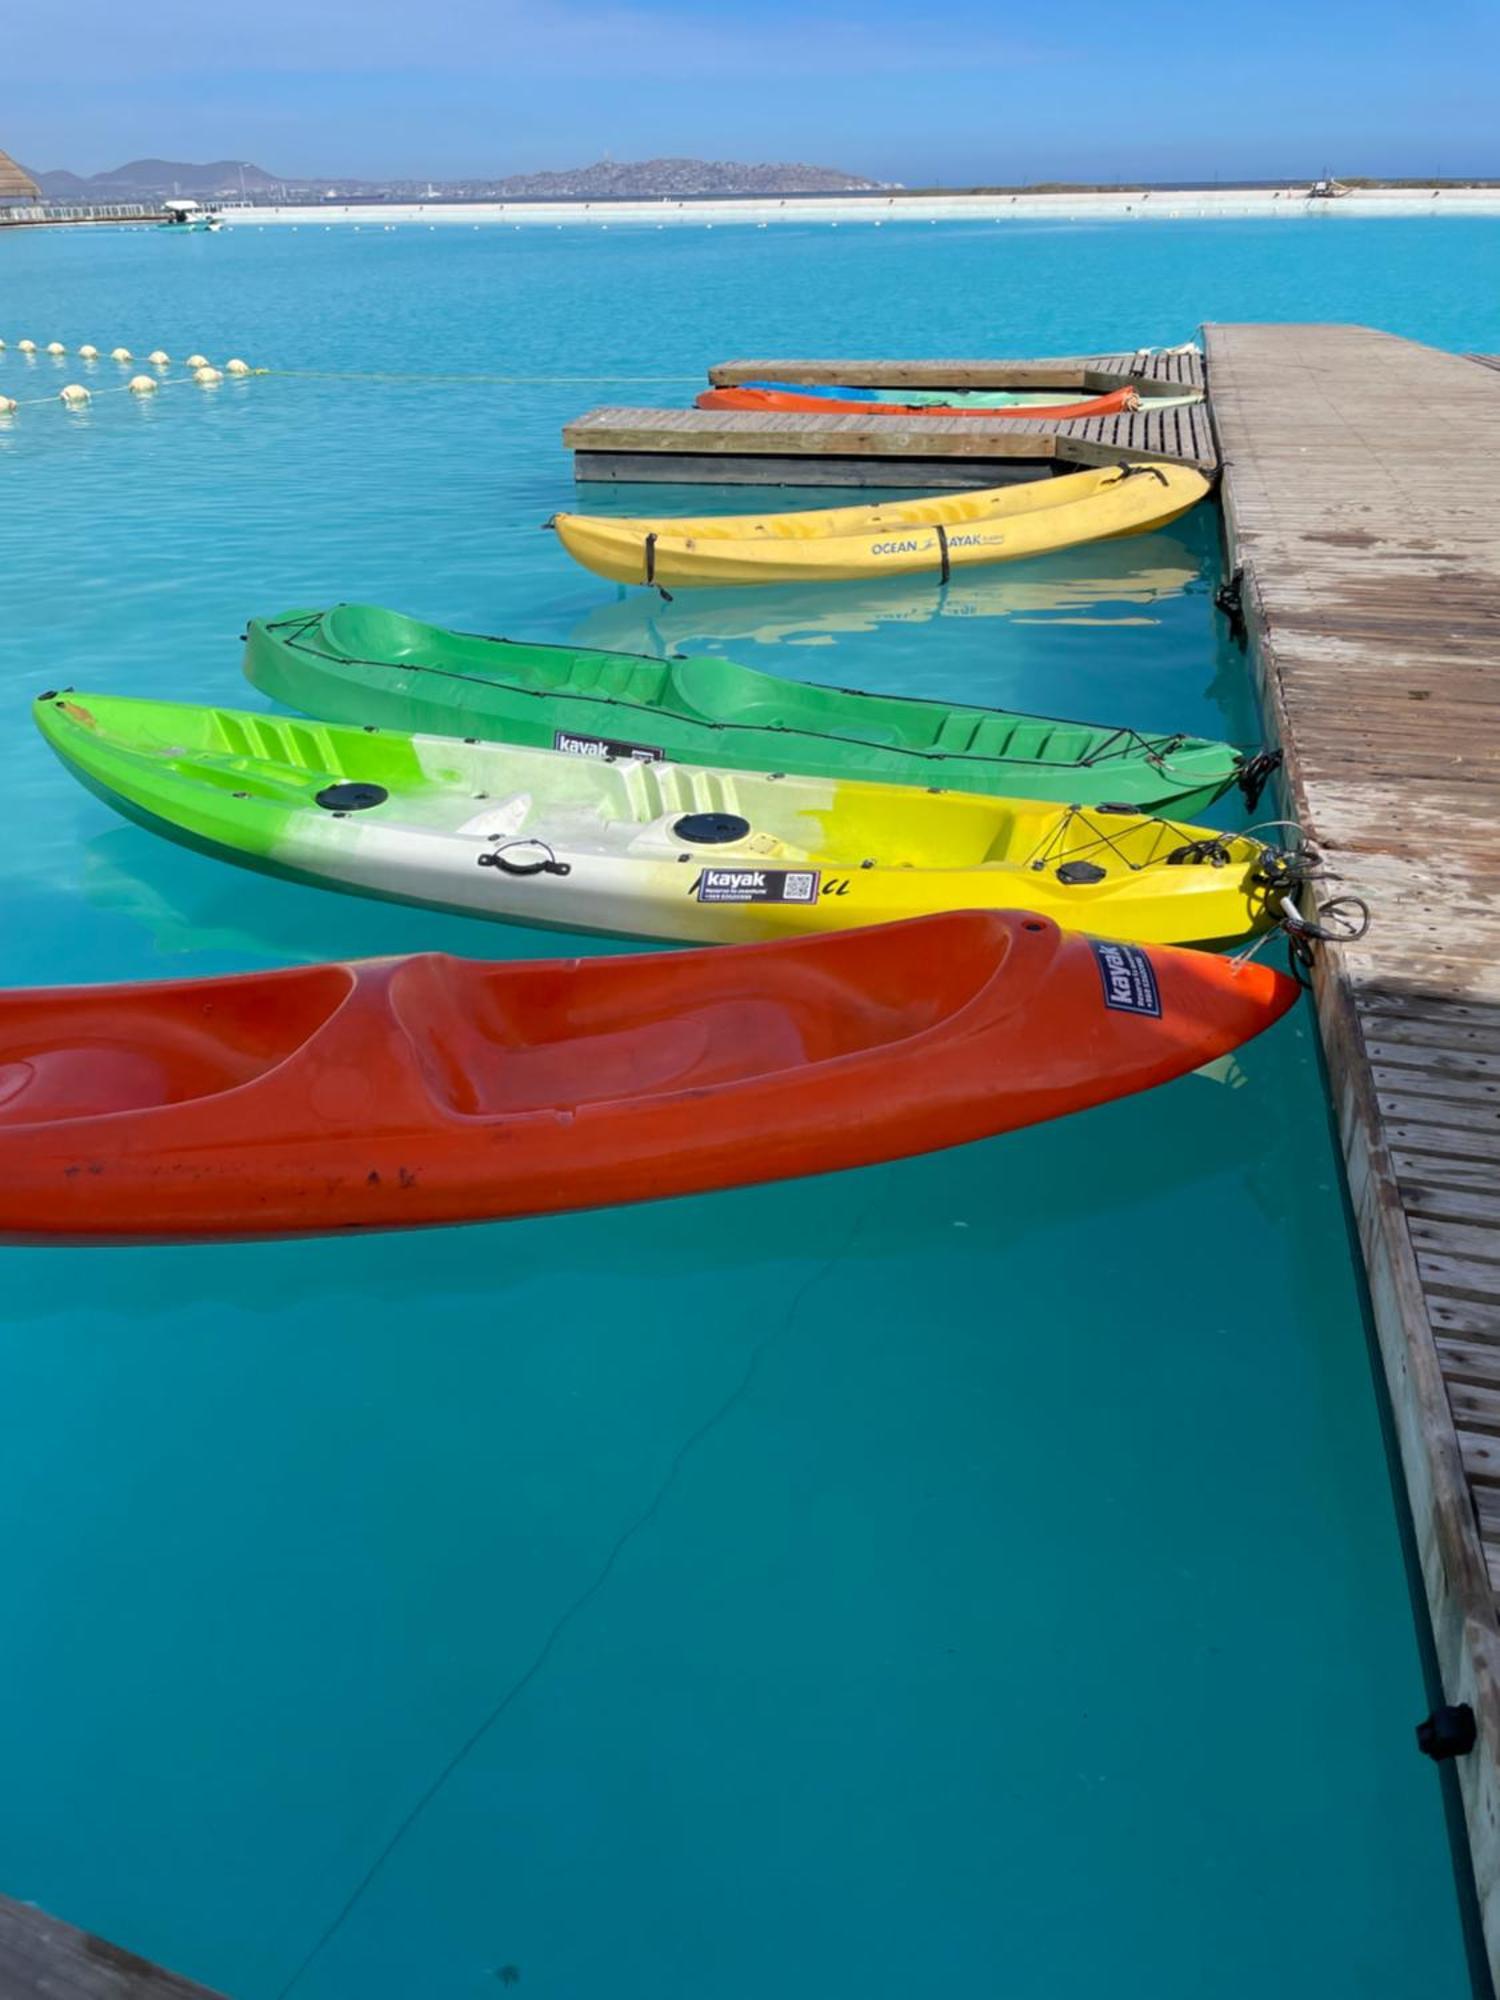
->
{"left": 705, "top": 348, "right": 1206, "bottom": 393}
{"left": 565, "top": 349, "right": 1214, "bottom": 486}
{"left": 0, "top": 1895, "right": 224, "bottom": 1998}
{"left": 1209, "top": 321, "right": 1500, "bottom": 1981}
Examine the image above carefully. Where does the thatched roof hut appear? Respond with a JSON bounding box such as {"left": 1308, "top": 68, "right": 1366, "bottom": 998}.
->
{"left": 0, "top": 150, "right": 40, "bottom": 203}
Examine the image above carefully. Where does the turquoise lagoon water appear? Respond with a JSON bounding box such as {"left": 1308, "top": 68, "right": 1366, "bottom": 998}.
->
{"left": 1, "top": 217, "right": 1497, "bottom": 1998}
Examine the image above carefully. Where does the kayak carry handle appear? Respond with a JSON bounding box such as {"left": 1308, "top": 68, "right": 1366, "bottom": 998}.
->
{"left": 477, "top": 838, "right": 572, "bottom": 879}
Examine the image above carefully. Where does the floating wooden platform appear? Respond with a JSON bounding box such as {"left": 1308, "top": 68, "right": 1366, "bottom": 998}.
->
{"left": 706, "top": 349, "right": 1207, "bottom": 393}
{"left": 0, "top": 1894, "right": 223, "bottom": 1998}
{"left": 565, "top": 349, "right": 1214, "bottom": 486}
{"left": 1210, "top": 321, "right": 1500, "bottom": 1984}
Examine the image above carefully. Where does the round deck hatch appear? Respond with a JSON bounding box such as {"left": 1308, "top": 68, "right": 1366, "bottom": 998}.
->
{"left": 315, "top": 782, "right": 388, "bottom": 812}
{"left": 672, "top": 812, "right": 751, "bottom": 845}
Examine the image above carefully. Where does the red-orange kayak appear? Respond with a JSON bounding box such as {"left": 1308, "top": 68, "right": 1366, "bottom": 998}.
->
{"left": 0, "top": 912, "right": 1296, "bottom": 1243}
{"left": 695, "top": 386, "right": 1140, "bottom": 419}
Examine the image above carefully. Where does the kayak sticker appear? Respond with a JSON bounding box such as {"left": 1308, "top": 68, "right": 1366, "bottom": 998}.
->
{"left": 1091, "top": 939, "right": 1161, "bottom": 1018}
{"left": 694, "top": 868, "right": 821, "bottom": 905}
{"left": 869, "top": 532, "right": 1003, "bottom": 558}
{"left": 554, "top": 728, "right": 665, "bottom": 763}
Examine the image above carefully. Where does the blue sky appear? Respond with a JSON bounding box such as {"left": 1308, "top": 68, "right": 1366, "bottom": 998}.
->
{"left": 5, "top": 0, "right": 1498, "bottom": 184}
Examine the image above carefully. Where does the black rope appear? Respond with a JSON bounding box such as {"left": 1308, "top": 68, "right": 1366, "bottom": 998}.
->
{"left": 643, "top": 531, "right": 658, "bottom": 586}
{"left": 1165, "top": 836, "right": 1234, "bottom": 867}
{"left": 935, "top": 522, "right": 951, "bottom": 585}
{"left": 1025, "top": 805, "right": 1238, "bottom": 877}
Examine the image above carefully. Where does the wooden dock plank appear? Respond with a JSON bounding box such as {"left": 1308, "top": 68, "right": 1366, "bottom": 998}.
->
{"left": 707, "top": 350, "right": 1207, "bottom": 391}
{"left": 0, "top": 1895, "right": 224, "bottom": 1998}
{"left": 564, "top": 406, "right": 1062, "bottom": 460}
{"left": 1209, "top": 320, "right": 1500, "bottom": 1983}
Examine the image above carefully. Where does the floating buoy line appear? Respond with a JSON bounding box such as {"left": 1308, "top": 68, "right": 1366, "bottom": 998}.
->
{"left": 0, "top": 335, "right": 259, "bottom": 416}
{"left": 0, "top": 333, "right": 700, "bottom": 417}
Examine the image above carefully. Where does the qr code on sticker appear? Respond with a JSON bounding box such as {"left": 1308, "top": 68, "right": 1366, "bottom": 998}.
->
{"left": 782, "top": 872, "right": 818, "bottom": 903}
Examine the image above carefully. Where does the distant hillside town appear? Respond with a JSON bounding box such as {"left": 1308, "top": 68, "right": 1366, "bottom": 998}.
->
{"left": 21, "top": 156, "right": 889, "bottom": 203}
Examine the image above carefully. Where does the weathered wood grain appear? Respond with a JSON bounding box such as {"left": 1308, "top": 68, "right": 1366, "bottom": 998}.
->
{"left": 1210, "top": 320, "right": 1500, "bottom": 1982}
{"left": 0, "top": 1895, "right": 224, "bottom": 1998}
{"left": 564, "top": 407, "right": 1059, "bottom": 460}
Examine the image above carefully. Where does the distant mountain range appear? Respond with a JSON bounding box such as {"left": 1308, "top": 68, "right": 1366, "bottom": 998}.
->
{"left": 29, "top": 156, "right": 886, "bottom": 201}
{"left": 32, "top": 159, "right": 285, "bottom": 199}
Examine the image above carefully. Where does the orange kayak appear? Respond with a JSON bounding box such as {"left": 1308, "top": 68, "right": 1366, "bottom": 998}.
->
{"left": 0, "top": 913, "right": 1295, "bottom": 1243}
{"left": 695, "top": 386, "right": 1140, "bottom": 420}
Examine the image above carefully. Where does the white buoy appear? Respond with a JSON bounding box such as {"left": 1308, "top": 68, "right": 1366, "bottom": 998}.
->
{"left": 224, "top": 357, "right": 251, "bottom": 375}
{"left": 46, "top": 341, "right": 66, "bottom": 355}
{"left": 128, "top": 374, "right": 159, "bottom": 395}
{"left": 111, "top": 347, "right": 133, "bottom": 362}
{"left": 59, "top": 383, "right": 90, "bottom": 405}
{"left": 18, "top": 339, "right": 37, "bottom": 352}
{"left": 193, "top": 365, "right": 223, "bottom": 385}
{"left": 0, "top": 338, "right": 6, "bottom": 350}
{"left": 78, "top": 344, "right": 100, "bottom": 359}
{"left": 148, "top": 349, "right": 170, "bottom": 366}
{"left": 0, "top": 395, "right": 17, "bottom": 415}
{"left": 185, "top": 352, "right": 209, "bottom": 369}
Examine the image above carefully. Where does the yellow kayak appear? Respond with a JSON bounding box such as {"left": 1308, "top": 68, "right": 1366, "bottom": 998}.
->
{"left": 550, "top": 462, "right": 1211, "bottom": 589}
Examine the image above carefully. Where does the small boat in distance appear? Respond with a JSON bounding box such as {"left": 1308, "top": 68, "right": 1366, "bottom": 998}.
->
{"left": 159, "top": 198, "right": 223, "bottom": 232}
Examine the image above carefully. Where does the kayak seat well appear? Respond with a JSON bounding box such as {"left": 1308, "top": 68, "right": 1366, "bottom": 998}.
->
{"left": 0, "top": 965, "right": 355, "bottom": 1124}
{"left": 386, "top": 920, "right": 1010, "bottom": 1116}
{"left": 551, "top": 652, "right": 669, "bottom": 702}
{"left": 320, "top": 604, "right": 438, "bottom": 665}
{"left": 670, "top": 652, "right": 915, "bottom": 747}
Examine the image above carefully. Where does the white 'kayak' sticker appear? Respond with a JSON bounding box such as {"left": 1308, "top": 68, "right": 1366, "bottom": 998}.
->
{"left": 1091, "top": 939, "right": 1161, "bottom": 1017}
{"left": 694, "top": 868, "right": 821, "bottom": 905}
{"left": 553, "top": 728, "right": 665, "bottom": 763}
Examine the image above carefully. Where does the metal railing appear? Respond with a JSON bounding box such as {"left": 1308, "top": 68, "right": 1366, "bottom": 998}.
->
{"left": 0, "top": 202, "right": 162, "bottom": 224}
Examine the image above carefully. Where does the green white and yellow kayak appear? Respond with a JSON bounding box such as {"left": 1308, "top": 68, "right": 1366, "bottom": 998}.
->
{"left": 550, "top": 462, "right": 1211, "bottom": 589}
{"left": 244, "top": 604, "right": 1267, "bottom": 817}
{"left": 37, "top": 691, "right": 1284, "bottom": 949}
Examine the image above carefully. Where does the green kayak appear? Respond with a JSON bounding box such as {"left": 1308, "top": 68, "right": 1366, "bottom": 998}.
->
{"left": 244, "top": 605, "right": 1273, "bottom": 815}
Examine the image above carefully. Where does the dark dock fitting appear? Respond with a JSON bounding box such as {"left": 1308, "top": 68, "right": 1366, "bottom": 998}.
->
{"left": 564, "top": 348, "right": 1213, "bottom": 486}
{"left": 1210, "top": 321, "right": 1500, "bottom": 1982}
